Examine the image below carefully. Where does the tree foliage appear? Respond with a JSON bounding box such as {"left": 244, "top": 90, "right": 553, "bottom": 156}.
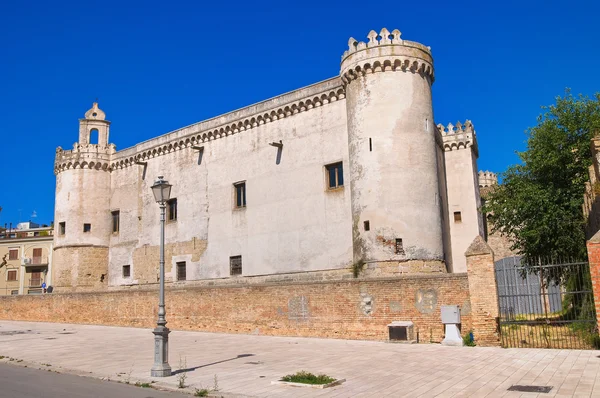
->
{"left": 484, "top": 91, "right": 600, "bottom": 261}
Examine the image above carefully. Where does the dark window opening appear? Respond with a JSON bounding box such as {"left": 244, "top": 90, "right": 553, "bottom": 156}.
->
{"left": 167, "top": 198, "right": 178, "bottom": 222}
{"left": 176, "top": 261, "right": 186, "bottom": 281}
{"left": 112, "top": 210, "right": 120, "bottom": 233}
{"left": 326, "top": 162, "right": 344, "bottom": 189}
{"left": 230, "top": 256, "right": 242, "bottom": 276}
{"left": 234, "top": 182, "right": 246, "bottom": 208}
{"left": 122, "top": 265, "right": 131, "bottom": 278}
{"left": 454, "top": 211, "right": 462, "bottom": 223}
{"left": 395, "top": 238, "right": 404, "bottom": 255}
{"left": 83, "top": 223, "right": 91, "bottom": 233}
{"left": 364, "top": 220, "right": 370, "bottom": 231}
{"left": 369, "top": 138, "right": 372, "bottom": 152}
{"left": 59, "top": 222, "right": 66, "bottom": 235}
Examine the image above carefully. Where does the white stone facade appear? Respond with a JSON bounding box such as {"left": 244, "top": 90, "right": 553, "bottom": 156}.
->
{"left": 53, "top": 28, "right": 486, "bottom": 289}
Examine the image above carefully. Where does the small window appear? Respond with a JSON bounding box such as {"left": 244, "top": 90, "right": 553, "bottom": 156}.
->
{"left": 7, "top": 270, "right": 17, "bottom": 281}
{"left": 326, "top": 162, "right": 344, "bottom": 189}
{"left": 454, "top": 211, "right": 462, "bottom": 223}
{"left": 10, "top": 290, "right": 18, "bottom": 295}
{"left": 59, "top": 222, "right": 66, "bottom": 235}
{"left": 364, "top": 220, "right": 370, "bottom": 231}
{"left": 176, "top": 261, "right": 186, "bottom": 281}
{"left": 122, "top": 265, "right": 131, "bottom": 278}
{"left": 234, "top": 182, "right": 247, "bottom": 208}
{"left": 167, "top": 199, "right": 178, "bottom": 222}
{"left": 112, "top": 210, "right": 120, "bottom": 233}
{"left": 83, "top": 223, "right": 91, "bottom": 233}
{"left": 395, "top": 238, "right": 405, "bottom": 255}
{"left": 8, "top": 249, "right": 18, "bottom": 260}
{"left": 230, "top": 256, "right": 242, "bottom": 276}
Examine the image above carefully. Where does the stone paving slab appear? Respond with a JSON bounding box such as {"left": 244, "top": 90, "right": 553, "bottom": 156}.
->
{"left": 0, "top": 321, "right": 599, "bottom": 397}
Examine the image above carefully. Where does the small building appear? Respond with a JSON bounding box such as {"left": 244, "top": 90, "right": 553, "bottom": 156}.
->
{"left": 0, "top": 223, "right": 54, "bottom": 295}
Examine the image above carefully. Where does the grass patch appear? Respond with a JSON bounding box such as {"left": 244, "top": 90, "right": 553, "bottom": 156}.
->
{"left": 134, "top": 382, "right": 152, "bottom": 388}
{"left": 281, "top": 371, "right": 335, "bottom": 385}
{"left": 463, "top": 331, "right": 476, "bottom": 347}
{"left": 194, "top": 388, "right": 209, "bottom": 397}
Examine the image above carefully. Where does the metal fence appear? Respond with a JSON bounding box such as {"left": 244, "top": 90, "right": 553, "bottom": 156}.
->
{"left": 495, "top": 256, "right": 597, "bottom": 349}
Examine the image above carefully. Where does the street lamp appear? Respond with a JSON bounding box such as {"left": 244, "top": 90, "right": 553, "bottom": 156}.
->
{"left": 150, "top": 176, "right": 172, "bottom": 377}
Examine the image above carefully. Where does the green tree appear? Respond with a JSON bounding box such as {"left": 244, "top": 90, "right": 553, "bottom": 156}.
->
{"left": 485, "top": 91, "right": 600, "bottom": 261}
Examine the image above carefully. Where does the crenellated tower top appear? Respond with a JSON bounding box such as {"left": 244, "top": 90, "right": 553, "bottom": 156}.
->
{"left": 54, "top": 102, "right": 116, "bottom": 175}
{"left": 438, "top": 120, "right": 479, "bottom": 156}
{"left": 340, "top": 28, "right": 434, "bottom": 85}
{"left": 478, "top": 171, "right": 498, "bottom": 188}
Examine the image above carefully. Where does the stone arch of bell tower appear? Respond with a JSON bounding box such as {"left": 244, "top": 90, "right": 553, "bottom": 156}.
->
{"left": 78, "top": 102, "right": 111, "bottom": 146}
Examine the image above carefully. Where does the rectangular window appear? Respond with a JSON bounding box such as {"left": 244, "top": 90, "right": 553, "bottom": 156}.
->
{"left": 112, "top": 210, "right": 120, "bottom": 233}
{"left": 364, "top": 220, "right": 370, "bottom": 231}
{"left": 454, "top": 211, "right": 462, "bottom": 223}
{"left": 167, "top": 198, "right": 178, "bottom": 222}
{"left": 230, "top": 256, "right": 242, "bottom": 276}
{"left": 59, "top": 222, "right": 66, "bottom": 235}
{"left": 32, "top": 248, "right": 42, "bottom": 264}
{"left": 8, "top": 249, "right": 18, "bottom": 260}
{"left": 326, "top": 162, "right": 344, "bottom": 189}
{"left": 122, "top": 265, "right": 131, "bottom": 278}
{"left": 7, "top": 270, "right": 17, "bottom": 281}
{"left": 176, "top": 261, "right": 186, "bottom": 281}
{"left": 395, "top": 238, "right": 405, "bottom": 255}
{"left": 234, "top": 182, "right": 247, "bottom": 208}
{"left": 10, "top": 290, "right": 18, "bottom": 295}
{"left": 83, "top": 223, "right": 91, "bottom": 233}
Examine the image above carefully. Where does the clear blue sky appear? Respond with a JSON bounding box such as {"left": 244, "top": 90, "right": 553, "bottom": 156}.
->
{"left": 1, "top": 0, "right": 598, "bottom": 226}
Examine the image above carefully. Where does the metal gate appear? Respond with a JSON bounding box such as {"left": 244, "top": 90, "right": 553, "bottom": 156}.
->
{"left": 495, "top": 256, "right": 598, "bottom": 349}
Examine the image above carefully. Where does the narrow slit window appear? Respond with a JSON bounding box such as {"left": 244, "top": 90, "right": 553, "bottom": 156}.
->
{"left": 369, "top": 138, "right": 372, "bottom": 152}
{"left": 59, "top": 222, "right": 66, "bottom": 235}
{"left": 176, "top": 261, "right": 186, "bottom": 281}
{"left": 234, "top": 182, "right": 247, "bottom": 208}
{"left": 230, "top": 256, "right": 242, "bottom": 276}
{"left": 167, "top": 198, "right": 178, "bottom": 222}
{"left": 111, "top": 210, "right": 120, "bottom": 233}
{"left": 364, "top": 220, "right": 370, "bottom": 231}
{"left": 326, "top": 162, "right": 344, "bottom": 189}
{"left": 83, "top": 223, "right": 91, "bottom": 233}
{"left": 454, "top": 211, "right": 462, "bottom": 223}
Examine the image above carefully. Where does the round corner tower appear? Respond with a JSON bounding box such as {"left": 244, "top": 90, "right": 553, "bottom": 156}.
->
{"left": 53, "top": 102, "right": 115, "bottom": 291}
{"left": 341, "top": 28, "right": 444, "bottom": 268}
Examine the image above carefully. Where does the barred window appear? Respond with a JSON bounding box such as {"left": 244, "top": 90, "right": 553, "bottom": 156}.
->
{"left": 176, "top": 262, "right": 186, "bottom": 281}
{"left": 230, "top": 256, "right": 242, "bottom": 276}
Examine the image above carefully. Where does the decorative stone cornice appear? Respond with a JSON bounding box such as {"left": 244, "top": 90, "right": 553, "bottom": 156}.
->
{"left": 54, "top": 143, "right": 116, "bottom": 175}
{"left": 109, "top": 79, "right": 345, "bottom": 171}
{"left": 438, "top": 120, "right": 479, "bottom": 157}
{"left": 340, "top": 28, "right": 435, "bottom": 85}
{"left": 478, "top": 170, "right": 498, "bottom": 188}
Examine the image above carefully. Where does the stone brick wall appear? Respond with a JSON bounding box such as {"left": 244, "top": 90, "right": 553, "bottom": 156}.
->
{"left": 52, "top": 246, "right": 108, "bottom": 291}
{"left": 586, "top": 232, "right": 600, "bottom": 333}
{"left": 0, "top": 274, "right": 473, "bottom": 343}
{"left": 465, "top": 236, "right": 500, "bottom": 346}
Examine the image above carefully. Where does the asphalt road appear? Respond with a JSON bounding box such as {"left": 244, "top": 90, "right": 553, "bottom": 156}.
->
{"left": 0, "top": 363, "right": 188, "bottom": 398}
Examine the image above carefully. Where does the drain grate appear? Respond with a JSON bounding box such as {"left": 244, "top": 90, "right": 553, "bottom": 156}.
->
{"left": 508, "top": 385, "right": 552, "bottom": 393}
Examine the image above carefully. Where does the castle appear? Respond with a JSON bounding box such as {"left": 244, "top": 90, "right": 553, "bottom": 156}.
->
{"left": 52, "top": 28, "right": 493, "bottom": 291}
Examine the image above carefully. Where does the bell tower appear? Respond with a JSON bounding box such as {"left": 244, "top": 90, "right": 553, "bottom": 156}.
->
{"left": 53, "top": 102, "right": 115, "bottom": 291}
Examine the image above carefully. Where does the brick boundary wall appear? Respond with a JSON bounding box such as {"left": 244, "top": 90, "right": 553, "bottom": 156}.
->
{"left": 586, "top": 230, "right": 600, "bottom": 334}
{"left": 0, "top": 274, "right": 474, "bottom": 343}
{"left": 465, "top": 236, "right": 501, "bottom": 346}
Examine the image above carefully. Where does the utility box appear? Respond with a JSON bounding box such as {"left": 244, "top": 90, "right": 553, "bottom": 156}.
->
{"left": 441, "top": 305, "right": 461, "bottom": 325}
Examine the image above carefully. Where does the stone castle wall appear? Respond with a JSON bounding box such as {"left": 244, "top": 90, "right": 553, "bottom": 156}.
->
{"left": 52, "top": 246, "right": 108, "bottom": 291}
{"left": 0, "top": 274, "right": 472, "bottom": 342}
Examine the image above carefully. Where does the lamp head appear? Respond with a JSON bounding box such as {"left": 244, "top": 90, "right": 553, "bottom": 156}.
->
{"left": 151, "top": 176, "right": 172, "bottom": 204}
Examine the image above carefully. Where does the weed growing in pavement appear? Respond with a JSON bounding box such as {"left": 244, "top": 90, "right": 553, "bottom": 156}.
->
{"left": 194, "top": 388, "right": 209, "bottom": 397}
{"left": 177, "top": 356, "right": 187, "bottom": 389}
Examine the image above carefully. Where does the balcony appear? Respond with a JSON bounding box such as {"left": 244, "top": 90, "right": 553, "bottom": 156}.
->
{"left": 28, "top": 278, "right": 43, "bottom": 288}
{"left": 22, "top": 257, "right": 49, "bottom": 266}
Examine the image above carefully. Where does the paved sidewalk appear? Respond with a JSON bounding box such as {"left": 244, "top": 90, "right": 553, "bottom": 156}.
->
{"left": 0, "top": 321, "right": 599, "bottom": 397}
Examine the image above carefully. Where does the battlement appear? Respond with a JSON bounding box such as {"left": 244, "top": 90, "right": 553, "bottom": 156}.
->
{"left": 340, "top": 28, "right": 435, "bottom": 84}
{"left": 438, "top": 121, "right": 478, "bottom": 156}
{"left": 54, "top": 142, "right": 116, "bottom": 174}
{"left": 478, "top": 171, "right": 498, "bottom": 188}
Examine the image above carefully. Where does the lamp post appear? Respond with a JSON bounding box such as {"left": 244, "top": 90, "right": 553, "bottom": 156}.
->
{"left": 150, "top": 176, "right": 172, "bottom": 377}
